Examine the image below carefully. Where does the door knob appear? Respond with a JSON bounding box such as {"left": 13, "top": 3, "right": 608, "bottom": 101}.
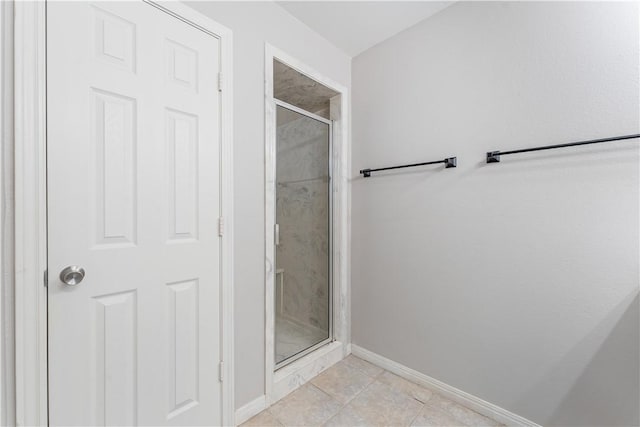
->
{"left": 59, "top": 265, "right": 85, "bottom": 286}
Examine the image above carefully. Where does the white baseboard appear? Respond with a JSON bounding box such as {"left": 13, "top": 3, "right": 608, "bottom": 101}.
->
{"left": 234, "top": 395, "right": 266, "bottom": 426}
{"left": 351, "top": 345, "right": 540, "bottom": 427}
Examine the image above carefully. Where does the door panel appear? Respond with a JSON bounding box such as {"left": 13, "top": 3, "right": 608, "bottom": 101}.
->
{"left": 47, "top": 2, "right": 222, "bottom": 425}
{"left": 93, "top": 88, "right": 137, "bottom": 247}
{"left": 94, "top": 290, "right": 137, "bottom": 426}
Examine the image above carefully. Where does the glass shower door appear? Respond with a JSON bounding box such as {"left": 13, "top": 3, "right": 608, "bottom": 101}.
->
{"left": 275, "top": 102, "right": 332, "bottom": 367}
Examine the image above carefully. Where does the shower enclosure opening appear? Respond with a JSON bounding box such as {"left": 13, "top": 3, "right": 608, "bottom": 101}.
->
{"left": 273, "top": 59, "right": 339, "bottom": 369}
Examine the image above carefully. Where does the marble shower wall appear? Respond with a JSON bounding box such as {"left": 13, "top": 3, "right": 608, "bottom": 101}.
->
{"left": 274, "top": 59, "right": 339, "bottom": 120}
{"left": 276, "top": 107, "right": 330, "bottom": 334}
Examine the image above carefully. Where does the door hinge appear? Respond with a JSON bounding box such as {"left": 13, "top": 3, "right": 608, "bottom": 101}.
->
{"left": 218, "top": 72, "right": 223, "bottom": 92}
{"left": 43, "top": 269, "right": 48, "bottom": 288}
{"left": 219, "top": 361, "right": 224, "bottom": 382}
{"left": 218, "top": 217, "right": 224, "bottom": 237}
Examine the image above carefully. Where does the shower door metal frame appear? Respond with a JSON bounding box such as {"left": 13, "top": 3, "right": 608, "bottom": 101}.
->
{"left": 273, "top": 98, "right": 334, "bottom": 370}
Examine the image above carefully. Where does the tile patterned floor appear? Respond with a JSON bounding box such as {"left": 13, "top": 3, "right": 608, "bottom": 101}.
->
{"left": 242, "top": 355, "right": 504, "bottom": 427}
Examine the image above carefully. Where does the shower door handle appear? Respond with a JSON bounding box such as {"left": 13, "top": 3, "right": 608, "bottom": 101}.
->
{"left": 275, "top": 223, "right": 280, "bottom": 246}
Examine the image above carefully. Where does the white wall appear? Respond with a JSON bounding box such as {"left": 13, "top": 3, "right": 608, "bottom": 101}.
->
{"left": 352, "top": 2, "right": 639, "bottom": 426}
{"left": 184, "top": 1, "right": 351, "bottom": 409}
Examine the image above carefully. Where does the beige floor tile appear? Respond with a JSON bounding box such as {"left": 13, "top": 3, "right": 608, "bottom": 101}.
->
{"left": 346, "top": 380, "right": 423, "bottom": 426}
{"left": 312, "top": 361, "right": 376, "bottom": 404}
{"left": 427, "top": 394, "right": 502, "bottom": 426}
{"left": 241, "top": 409, "right": 283, "bottom": 427}
{"left": 376, "top": 371, "right": 434, "bottom": 404}
{"left": 411, "top": 404, "right": 466, "bottom": 426}
{"left": 262, "top": 358, "right": 501, "bottom": 427}
{"left": 342, "top": 355, "right": 384, "bottom": 378}
{"left": 323, "top": 406, "right": 370, "bottom": 427}
{"left": 269, "top": 384, "right": 342, "bottom": 427}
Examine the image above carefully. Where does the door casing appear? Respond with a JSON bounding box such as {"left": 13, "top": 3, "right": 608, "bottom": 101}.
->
{"left": 264, "top": 43, "right": 351, "bottom": 409}
{"left": 11, "top": 2, "right": 235, "bottom": 425}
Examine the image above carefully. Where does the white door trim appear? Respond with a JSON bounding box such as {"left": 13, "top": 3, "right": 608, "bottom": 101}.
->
{"left": 264, "top": 43, "right": 351, "bottom": 405}
{"left": 1, "top": 1, "right": 16, "bottom": 425}
{"left": 13, "top": 2, "right": 235, "bottom": 425}
{"left": 14, "top": 2, "right": 47, "bottom": 424}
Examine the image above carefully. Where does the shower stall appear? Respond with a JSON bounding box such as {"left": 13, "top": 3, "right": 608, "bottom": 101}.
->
{"left": 274, "top": 100, "right": 332, "bottom": 368}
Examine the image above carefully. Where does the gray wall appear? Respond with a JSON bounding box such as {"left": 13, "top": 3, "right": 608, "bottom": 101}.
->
{"left": 185, "top": 1, "right": 351, "bottom": 409}
{"left": 351, "top": 2, "right": 639, "bottom": 426}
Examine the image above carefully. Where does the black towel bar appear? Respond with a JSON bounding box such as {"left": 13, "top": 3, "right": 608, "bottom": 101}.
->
{"left": 486, "top": 134, "right": 640, "bottom": 163}
{"left": 359, "top": 157, "right": 457, "bottom": 178}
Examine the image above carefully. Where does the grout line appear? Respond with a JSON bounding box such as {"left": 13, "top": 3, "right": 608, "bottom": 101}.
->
{"left": 268, "top": 363, "right": 351, "bottom": 426}
{"left": 317, "top": 360, "right": 427, "bottom": 427}
{"left": 407, "top": 403, "right": 426, "bottom": 427}
{"left": 269, "top": 357, "right": 491, "bottom": 427}
{"left": 343, "top": 355, "right": 385, "bottom": 379}
{"left": 308, "top": 361, "right": 380, "bottom": 425}
{"left": 309, "top": 382, "right": 337, "bottom": 401}
{"left": 267, "top": 408, "right": 285, "bottom": 427}
{"left": 345, "top": 359, "right": 437, "bottom": 427}
{"left": 308, "top": 383, "right": 346, "bottom": 425}
{"left": 351, "top": 355, "right": 497, "bottom": 426}
{"left": 339, "top": 369, "right": 376, "bottom": 406}
{"left": 268, "top": 404, "right": 287, "bottom": 427}
{"left": 310, "top": 373, "right": 360, "bottom": 409}
{"left": 323, "top": 410, "right": 342, "bottom": 427}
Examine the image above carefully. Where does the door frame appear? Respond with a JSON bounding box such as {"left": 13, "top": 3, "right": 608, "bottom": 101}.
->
{"left": 12, "top": 2, "right": 235, "bottom": 425}
{"left": 272, "top": 98, "right": 334, "bottom": 371}
{"left": 264, "top": 44, "right": 351, "bottom": 407}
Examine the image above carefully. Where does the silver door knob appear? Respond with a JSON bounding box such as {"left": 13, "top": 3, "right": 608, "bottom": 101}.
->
{"left": 59, "top": 266, "right": 85, "bottom": 286}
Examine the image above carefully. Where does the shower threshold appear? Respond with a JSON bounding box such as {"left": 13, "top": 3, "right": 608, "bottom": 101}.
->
{"left": 275, "top": 315, "right": 331, "bottom": 369}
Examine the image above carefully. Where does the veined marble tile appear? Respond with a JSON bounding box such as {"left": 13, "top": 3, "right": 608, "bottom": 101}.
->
{"left": 376, "top": 371, "right": 434, "bottom": 404}
{"left": 269, "top": 383, "right": 342, "bottom": 427}
{"left": 311, "top": 360, "right": 375, "bottom": 404}
{"left": 346, "top": 381, "right": 423, "bottom": 426}
{"left": 342, "top": 355, "right": 384, "bottom": 378}
{"left": 274, "top": 60, "right": 338, "bottom": 119}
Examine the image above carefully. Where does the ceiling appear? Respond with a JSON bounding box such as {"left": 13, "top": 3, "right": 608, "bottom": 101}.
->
{"left": 277, "top": 1, "right": 453, "bottom": 57}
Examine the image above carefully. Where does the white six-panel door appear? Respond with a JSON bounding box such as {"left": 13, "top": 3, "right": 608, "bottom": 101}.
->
{"left": 47, "top": 2, "right": 222, "bottom": 425}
